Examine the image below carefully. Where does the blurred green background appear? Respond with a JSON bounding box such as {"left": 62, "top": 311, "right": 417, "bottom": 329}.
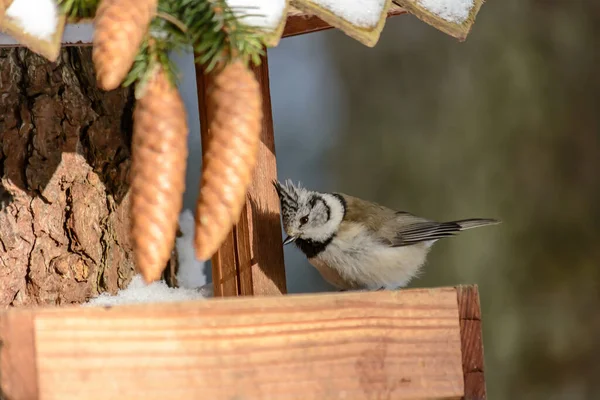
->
{"left": 269, "top": 1, "right": 600, "bottom": 399}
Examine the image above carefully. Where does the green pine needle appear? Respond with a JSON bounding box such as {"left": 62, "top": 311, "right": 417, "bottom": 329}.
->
{"left": 59, "top": 0, "right": 268, "bottom": 90}
{"left": 183, "top": 1, "right": 265, "bottom": 72}
{"left": 57, "top": 0, "right": 99, "bottom": 19}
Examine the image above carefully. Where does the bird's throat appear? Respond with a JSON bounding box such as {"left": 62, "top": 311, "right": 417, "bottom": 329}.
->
{"left": 294, "top": 236, "right": 333, "bottom": 259}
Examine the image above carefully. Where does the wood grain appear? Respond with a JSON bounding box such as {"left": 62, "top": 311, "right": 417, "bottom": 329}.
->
{"left": 5, "top": 287, "right": 465, "bottom": 400}
{"left": 457, "top": 285, "right": 487, "bottom": 400}
{"left": 283, "top": 6, "right": 407, "bottom": 38}
{"left": 195, "top": 56, "right": 287, "bottom": 297}
{"left": 241, "top": 55, "right": 288, "bottom": 296}
{"left": 0, "top": 310, "right": 39, "bottom": 400}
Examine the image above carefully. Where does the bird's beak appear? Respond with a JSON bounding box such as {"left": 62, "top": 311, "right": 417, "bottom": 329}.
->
{"left": 282, "top": 235, "right": 298, "bottom": 246}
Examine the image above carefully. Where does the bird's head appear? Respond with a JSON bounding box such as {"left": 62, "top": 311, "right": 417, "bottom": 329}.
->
{"left": 273, "top": 180, "right": 345, "bottom": 245}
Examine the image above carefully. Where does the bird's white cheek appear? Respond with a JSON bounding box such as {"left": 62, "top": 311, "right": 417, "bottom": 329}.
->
{"left": 306, "top": 222, "right": 338, "bottom": 242}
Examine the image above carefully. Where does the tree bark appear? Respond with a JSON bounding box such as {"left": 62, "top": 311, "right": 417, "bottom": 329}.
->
{"left": 0, "top": 47, "right": 136, "bottom": 306}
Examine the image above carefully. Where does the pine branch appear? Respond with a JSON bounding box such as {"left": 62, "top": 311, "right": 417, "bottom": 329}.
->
{"left": 178, "top": 0, "right": 265, "bottom": 72}
{"left": 58, "top": 0, "right": 267, "bottom": 88}
{"left": 123, "top": 17, "right": 183, "bottom": 92}
{"left": 57, "top": 0, "right": 99, "bottom": 20}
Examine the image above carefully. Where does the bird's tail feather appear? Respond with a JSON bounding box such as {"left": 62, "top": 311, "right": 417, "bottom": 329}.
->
{"left": 454, "top": 218, "right": 501, "bottom": 230}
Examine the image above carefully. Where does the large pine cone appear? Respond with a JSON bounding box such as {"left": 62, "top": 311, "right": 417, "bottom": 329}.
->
{"left": 195, "top": 61, "right": 262, "bottom": 261}
{"left": 131, "top": 67, "right": 188, "bottom": 282}
{"left": 93, "top": 0, "right": 157, "bottom": 90}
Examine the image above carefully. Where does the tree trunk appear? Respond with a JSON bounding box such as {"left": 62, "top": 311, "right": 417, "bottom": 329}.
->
{"left": 0, "top": 47, "right": 136, "bottom": 307}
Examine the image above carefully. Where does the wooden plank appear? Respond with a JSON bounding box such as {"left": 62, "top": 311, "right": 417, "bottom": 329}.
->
{"left": 0, "top": 287, "right": 465, "bottom": 400}
{"left": 0, "top": 310, "right": 39, "bottom": 400}
{"left": 195, "top": 55, "right": 287, "bottom": 297}
{"left": 283, "top": 6, "right": 407, "bottom": 38}
{"left": 457, "top": 285, "right": 487, "bottom": 400}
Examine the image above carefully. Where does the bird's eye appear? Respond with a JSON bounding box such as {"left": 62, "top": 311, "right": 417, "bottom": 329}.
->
{"left": 300, "top": 216, "right": 309, "bottom": 225}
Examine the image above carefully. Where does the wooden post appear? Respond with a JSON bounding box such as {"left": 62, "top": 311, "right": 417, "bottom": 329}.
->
{"left": 195, "top": 55, "right": 288, "bottom": 297}
{"left": 457, "top": 285, "right": 487, "bottom": 400}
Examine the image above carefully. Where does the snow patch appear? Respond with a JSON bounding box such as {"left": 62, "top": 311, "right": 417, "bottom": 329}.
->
{"left": 85, "top": 210, "right": 213, "bottom": 306}
{"left": 226, "top": 0, "right": 287, "bottom": 31}
{"left": 84, "top": 275, "right": 207, "bottom": 307}
{"left": 417, "top": 0, "right": 474, "bottom": 24}
{"left": 176, "top": 209, "right": 207, "bottom": 289}
{"left": 5, "top": 0, "right": 59, "bottom": 41}
{"left": 312, "top": 0, "right": 387, "bottom": 28}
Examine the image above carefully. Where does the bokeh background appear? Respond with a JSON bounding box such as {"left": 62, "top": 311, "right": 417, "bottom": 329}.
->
{"left": 173, "top": 1, "right": 600, "bottom": 398}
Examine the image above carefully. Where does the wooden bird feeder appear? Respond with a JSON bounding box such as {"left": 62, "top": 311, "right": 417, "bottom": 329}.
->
{"left": 0, "top": 2, "right": 488, "bottom": 399}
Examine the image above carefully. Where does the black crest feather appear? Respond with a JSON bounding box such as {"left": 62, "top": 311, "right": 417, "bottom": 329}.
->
{"left": 273, "top": 179, "right": 300, "bottom": 223}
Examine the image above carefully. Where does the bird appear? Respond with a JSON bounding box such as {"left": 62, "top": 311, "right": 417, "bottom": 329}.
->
{"left": 273, "top": 179, "right": 500, "bottom": 291}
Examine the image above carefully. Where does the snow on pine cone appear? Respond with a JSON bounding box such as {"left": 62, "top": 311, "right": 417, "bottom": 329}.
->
{"left": 195, "top": 61, "right": 262, "bottom": 261}
{"left": 131, "top": 67, "right": 188, "bottom": 283}
{"left": 93, "top": 0, "right": 157, "bottom": 90}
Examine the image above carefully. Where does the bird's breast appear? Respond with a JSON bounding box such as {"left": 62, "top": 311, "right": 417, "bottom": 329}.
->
{"left": 309, "top": 223, "right": 431, "bottom": 290}
{"left": 308, "top": 258, "right": 359, "bottom": 290}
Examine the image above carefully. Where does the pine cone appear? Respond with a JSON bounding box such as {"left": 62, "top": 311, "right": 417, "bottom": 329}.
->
{"left": 195, "top": 61, "right": 262, "bottom": 261}
{"left": 131, "top": 67, "right": 188, "bottom": 283}
{"left": 93, "top": 0, "right": 157, "bottom": 91}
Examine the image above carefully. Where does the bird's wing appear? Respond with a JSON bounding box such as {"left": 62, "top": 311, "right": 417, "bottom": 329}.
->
{"left": 387, "top": 215, "right": 463, "bottom": 246}
{"left": 338, "top": 193, "right": 462, "bottom": 247}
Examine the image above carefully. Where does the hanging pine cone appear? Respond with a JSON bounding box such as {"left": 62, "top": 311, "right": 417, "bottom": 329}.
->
{"left": 195, "top": 61, "right": 262, "bottom": 261}
{"left": 93, "top": 0, "right": 157, "bottom": 91}
{"left": 131, "top": 67, "right": 188, "bottom": 283}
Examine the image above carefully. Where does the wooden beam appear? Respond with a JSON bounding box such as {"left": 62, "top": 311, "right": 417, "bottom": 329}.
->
{"left": 457, "top": 285, "right": 487, "bottom": 400}
{"left": 283, "top": 6, "right": 407, "bottom": 38}
{"left": 282, "top": 14, "right": 333, "bottom": 38}
{"left": 0, "top": 287, "right": 467, "bottom": 400}
{"left": 195, "top": 55, "right": 287, "bottom": 297}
